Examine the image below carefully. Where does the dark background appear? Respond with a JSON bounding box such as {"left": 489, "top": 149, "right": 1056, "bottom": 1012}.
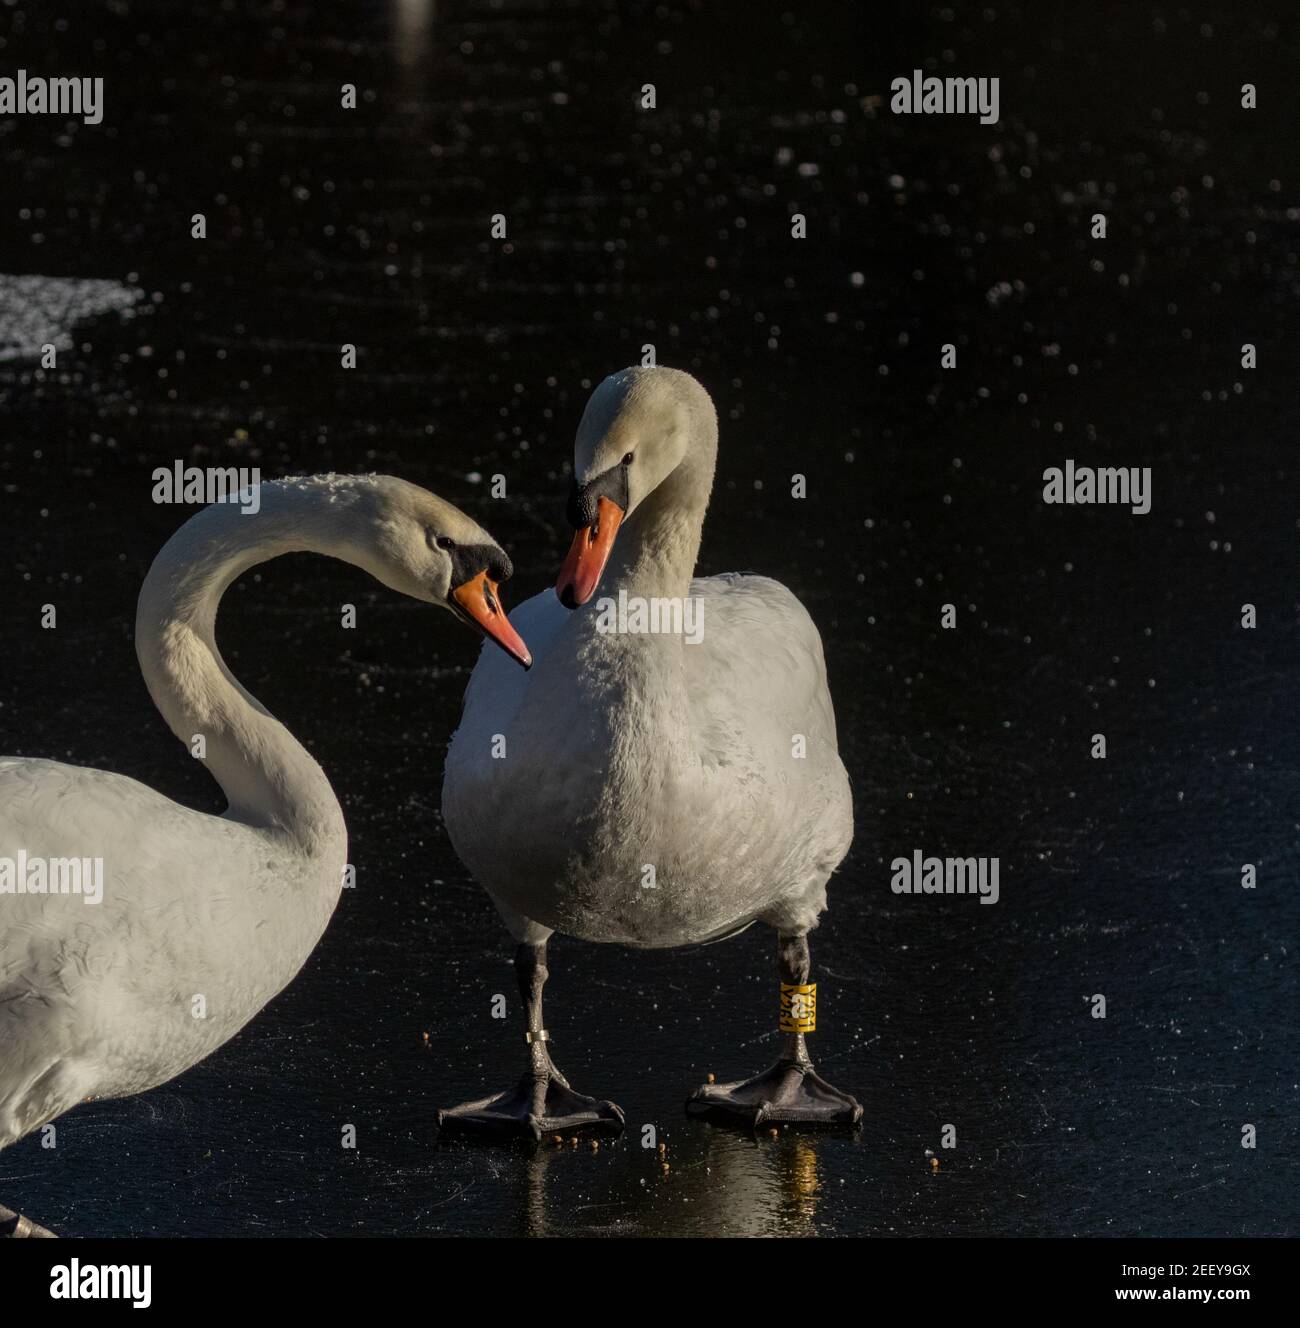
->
{"left": 0, "top": 0, "right": 1296, "bottom": 1236}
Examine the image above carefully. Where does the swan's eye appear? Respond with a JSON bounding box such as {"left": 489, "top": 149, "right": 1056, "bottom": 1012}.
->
{"left": 430, "top": 533, "right": 455, "bottom": 551}
{"left": 622, "top": 451, "right": 634, "bottom": 466}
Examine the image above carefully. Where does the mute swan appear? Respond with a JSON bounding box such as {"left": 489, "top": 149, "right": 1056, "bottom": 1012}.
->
{"left": 0, "top": 474, "right": 530, "bottom": 1233}
{"left": 440, "top": 367, "right": 860, "bottom": 1136}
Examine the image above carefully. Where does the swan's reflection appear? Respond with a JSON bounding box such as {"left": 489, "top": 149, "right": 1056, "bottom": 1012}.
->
{"left": 788, "top": 1137, "right": 822, "bottom": 1225}
{"left": 503, "top": 1125, "right": 842, "bottom": 1237}
{"left": 521, "top": 1133, "right": 552, "bottom": 1238}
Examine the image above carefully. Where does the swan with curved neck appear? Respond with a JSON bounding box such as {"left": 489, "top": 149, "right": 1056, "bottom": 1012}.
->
{"left": 0, "top": 474, "right": 529, "bottom": 1232}
{"left": 441, "top": 368, "right": 859, "bottom": 1136}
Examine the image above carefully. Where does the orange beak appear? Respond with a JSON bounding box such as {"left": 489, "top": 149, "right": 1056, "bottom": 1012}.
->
{"left": 556, "top": 496, "right": 624, "bottom": 609}
{"left": 450, "top": 571, "right": 532, "bottom": 669}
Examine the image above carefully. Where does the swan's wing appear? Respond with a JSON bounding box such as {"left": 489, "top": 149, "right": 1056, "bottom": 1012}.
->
{"left": 0, "top": 757, "right": 201, "bottom": 998}
{"left": 0, "top": 758, "right": 188, "bottom": 1135}
{"left": 0, "top": 755, "right": 181, "bottom": 840}
{"left": 0, "top": 756, "right": 300, "bottom": 948}
{"left": 687, "top": 573, "right": 843, "bottom": 752}
{"left": 0, "top": 756, "right": 191, "bottom": 912}
{"left": 685, "top": 574, "right": 854, "bottom": 893}
{"left": 0, "top": 757, "right": 287, "bottom": 1134}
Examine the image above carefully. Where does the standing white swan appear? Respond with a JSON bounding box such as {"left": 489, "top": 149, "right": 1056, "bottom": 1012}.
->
{"left": 0, "top": 474, "right": 530, "bottom": 1233}
{"left": 441, "top": 367, "right": 859, "bottom": 1137}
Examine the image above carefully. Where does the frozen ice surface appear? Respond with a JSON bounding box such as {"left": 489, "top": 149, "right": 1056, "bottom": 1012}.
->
{"left": 0, "top": 274, "right": 142, "bottom": 362}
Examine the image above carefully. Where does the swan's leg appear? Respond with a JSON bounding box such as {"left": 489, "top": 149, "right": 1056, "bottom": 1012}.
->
{"left": 0, "top": 1203, "right": 57, "bottom": 1237}
{"left": 685, "top": 931, "right": 862, "bottom": 1128}
{"left": 436, "top": 941, "right": 626, "bottom": 1142}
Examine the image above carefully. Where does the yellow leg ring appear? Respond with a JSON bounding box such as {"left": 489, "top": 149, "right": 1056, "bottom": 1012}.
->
{"left": 779, "top": 982, "right": 817, "bottom": 1033}
{"left": 525, "top": 1029, "right": 550, "bottom": 1044}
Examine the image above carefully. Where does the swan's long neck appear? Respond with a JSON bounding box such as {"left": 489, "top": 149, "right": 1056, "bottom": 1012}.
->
{"left": 603, "top": 407, "right": 718, "bottom": 604}
{"left": 135, "top": 479, "right": 366, "bottom": 856}
{"left": 571, "top": 401, "right": 718, "bottom": 781}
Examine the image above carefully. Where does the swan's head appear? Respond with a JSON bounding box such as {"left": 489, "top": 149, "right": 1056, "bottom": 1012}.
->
{"left": 557, "top": 366, "right": 714, "bottom": 607}
{"left": 350, "top": 476, "right": 531, "bottom": 668}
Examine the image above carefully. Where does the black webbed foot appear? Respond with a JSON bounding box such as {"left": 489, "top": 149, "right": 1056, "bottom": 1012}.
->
{"left": 687, "top": 1057, "right": 862, "bottom": 1129}
{"left": 438, "top": 1070, "right": 625, "bottom": 1142}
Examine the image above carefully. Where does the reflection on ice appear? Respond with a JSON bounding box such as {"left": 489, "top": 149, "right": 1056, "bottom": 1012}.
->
{"left": 495, "top": 1126, "right": 841, "bottom": 1237}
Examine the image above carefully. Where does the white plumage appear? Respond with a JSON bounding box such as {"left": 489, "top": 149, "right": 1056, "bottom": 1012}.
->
{"left": 440, "top": 367, "right": 860, "bottom": 1134}
{"left": 0, "top": 475, "right": 522, "bottom": 1164}
{"left": 445, "top": 570, "right": 851, "bottom": 947}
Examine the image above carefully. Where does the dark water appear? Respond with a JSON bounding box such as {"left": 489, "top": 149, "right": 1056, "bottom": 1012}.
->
{"left": 1, "top": 1, "right": 1297, "bottom": 1236}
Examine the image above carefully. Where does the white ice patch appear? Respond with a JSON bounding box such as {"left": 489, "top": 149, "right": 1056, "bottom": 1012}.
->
{"left": 0, "top": 273, "right": 143, "bottom": 362}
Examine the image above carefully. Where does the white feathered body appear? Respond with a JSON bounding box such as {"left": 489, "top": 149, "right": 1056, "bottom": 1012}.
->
{"left": 443, "top": 573, "right": 852, "bottom": 948}
{"left": 0, "top": 474, "right": 495, "bottom": 1152}
{"left": 0, "top": 756, "right": 343, "bottom": 1147}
